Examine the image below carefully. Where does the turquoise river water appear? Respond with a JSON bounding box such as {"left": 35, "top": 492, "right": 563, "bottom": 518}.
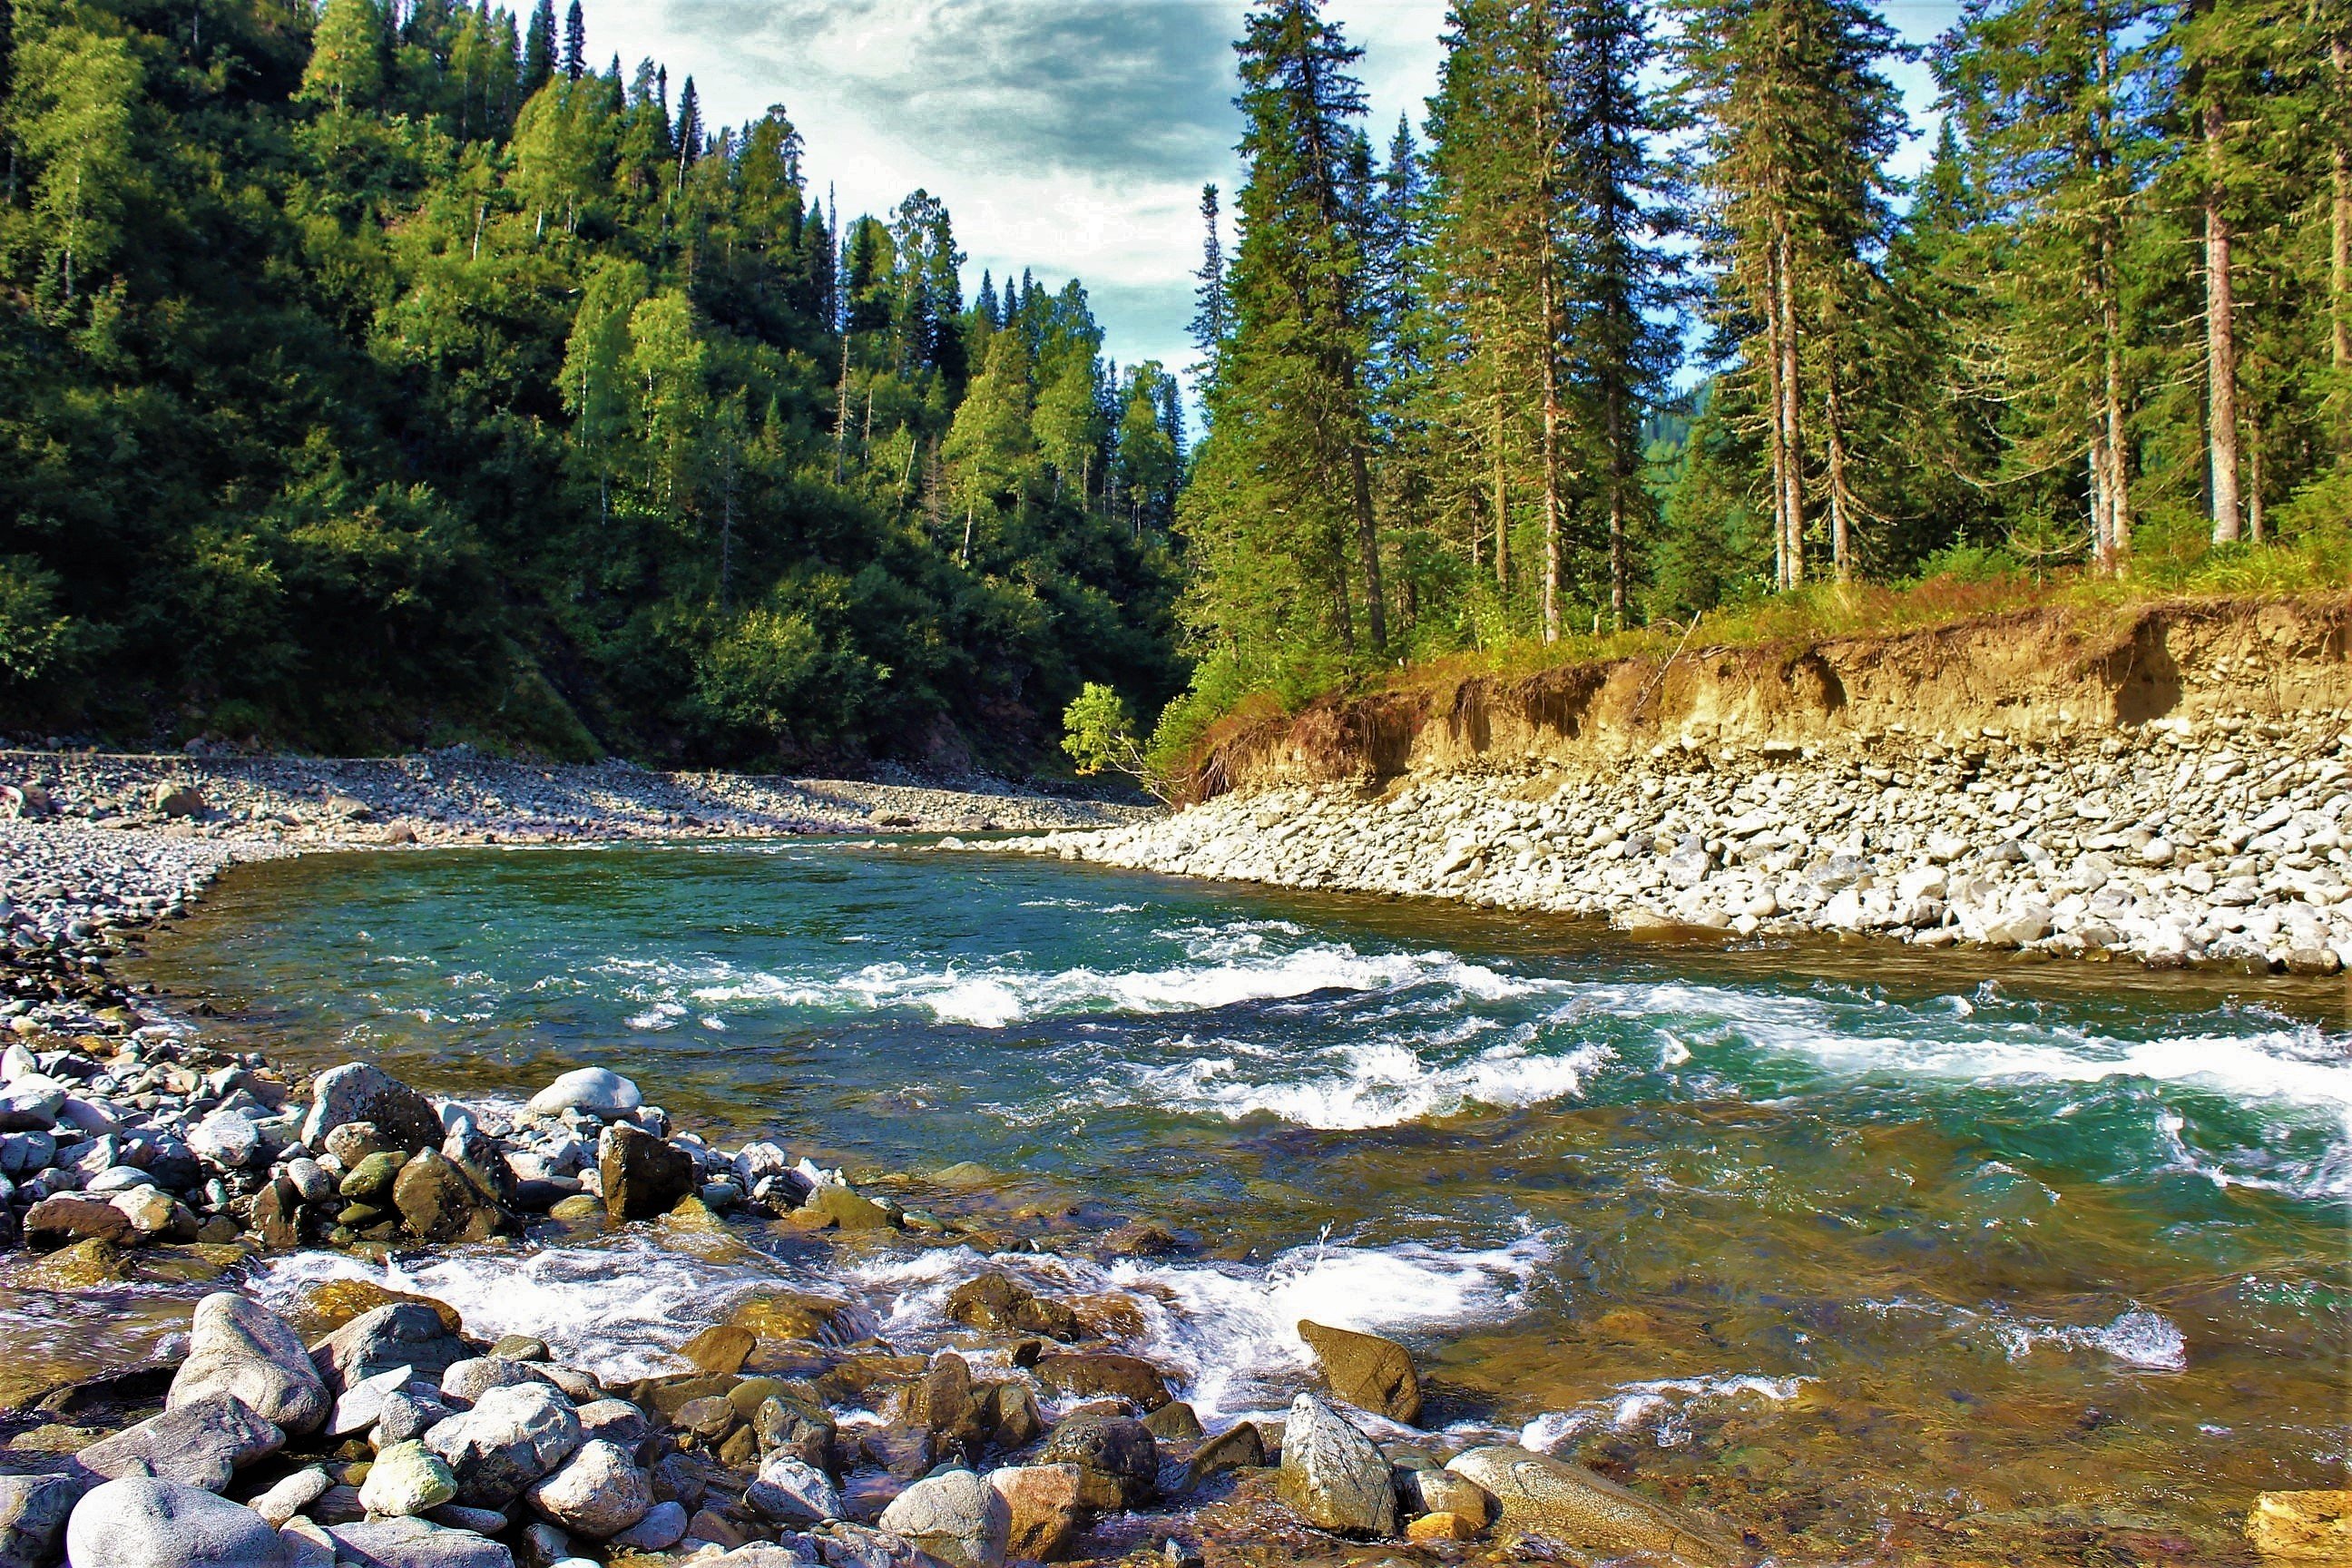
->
{"left": 87, "top": 842, "right": 2352, "bottom": 1561}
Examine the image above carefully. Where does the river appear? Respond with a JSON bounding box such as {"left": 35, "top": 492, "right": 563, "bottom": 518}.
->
{"left": 83, "top": 841, "right": 2352, "bottom": 1560}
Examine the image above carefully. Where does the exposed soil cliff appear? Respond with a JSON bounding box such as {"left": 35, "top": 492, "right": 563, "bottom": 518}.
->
{"left": 1191, "top": 596, "right": 2352, "bottom": 799}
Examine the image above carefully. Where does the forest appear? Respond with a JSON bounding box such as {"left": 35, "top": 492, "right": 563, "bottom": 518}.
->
{"left": 0, "top": 0, "right": 1185, "bottom": 765}
{"left": 0, "top": 0, "right": 2344, "bottom": 771}
{"left": 1164, "top": 0, "right": 2348, "bottom": 770}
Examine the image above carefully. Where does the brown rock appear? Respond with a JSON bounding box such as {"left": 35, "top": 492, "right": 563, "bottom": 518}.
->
{"left": 250, "top": 1176, "right": 304, "bottom": 1250}
{"left": 1101, "top": 1221, "right": 1179, "bottom": 1258}
{"left": 988, "top": 1464, "right": 1085, "bottom": 1561}
{"left": 728, "top": 1292, "right": 859, "bottom": 1345}
{"left": 1037, "top": 1414, "right": 1157, "bottom": 1511}
{"left": 982, "top": 1381, "right": 1044, "bottom": 1450}
{"left": 1297, "top": 1319, "right": 1421, "bottom": 1424}
{"left": 798, "top": 1183, "right": 897, "bottom": 1230}
{"left": 292, "top": 1280, "right": 463, "bottom": 1337}
{"left": 599, "top": 1124, "right": 697, "bottom": 1221}
{"left": 945, "top": 1271, "right": 1030, "bottom": 1330}
{"left": 1181, "top": 1421, "right": 1265, "bottom": 1490}
{"left": 23, "top": 1196, "right": 133, "bottom": 1250}
{"left": 679, "top": 1325, "right": 757, "bottom": 1377}
{"left": 1033, "top": 1353, "right": 1171, "bottom": 1412}
{"left": 2248, "top": 1489, "right": 2352, "bottom": 1562}
{"left": 1142, "top": 1401, "right": 1202, "bottom": 1442}
{"left": 1407, "top": 1510, "right": 1480, "bottom": 1543}
{"left": 674, "top": 1395, "right": 739, "bottom": 1445}
{"left": 391, "top": 1148, "right": 498, "bottom": 1243}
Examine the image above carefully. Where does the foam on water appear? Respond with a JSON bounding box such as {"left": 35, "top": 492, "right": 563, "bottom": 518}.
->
{"left": 1100, "top": 1035, "right": 1615, "bottom": 1130}
{"left": 250, "top": 1225, "right": 1557, "bottom": 1426}
{"left": 1519, "top": 1374, "right": 1815, "bottom": 1452}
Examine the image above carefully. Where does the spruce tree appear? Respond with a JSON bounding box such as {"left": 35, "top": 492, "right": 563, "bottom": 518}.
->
{"left": 524, "top": 0, "right": 556, "bottom": 93}
{"left": 562, "top": 0, "right": 585, "bottom": 81}
{"left": 673, "top": 75, "right": 701, "bottom": 186}
{"left": 1188, "top": 183, "right": 1229, "bottom": 391}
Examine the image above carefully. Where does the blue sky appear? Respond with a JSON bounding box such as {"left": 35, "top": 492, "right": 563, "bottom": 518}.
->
{"left": 597, "top": 1, "right": 1964, "bottom": 386}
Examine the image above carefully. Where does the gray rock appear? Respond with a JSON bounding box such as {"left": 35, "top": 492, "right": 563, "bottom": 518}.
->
{"left": 189, "top": 1111, "right": 263, "bottom": 1171}
{"left": 1275, "top": 1393, "right": 1395, "bottom": 1536}
{"left": 0, "top": 1077, "right": 65, "bottom": 1133}
{"left": 74, "top": 1394, "right": 284, "bottom": 1492}
{"left": 326, "top": 1516, "right": 515, "bottom": 1568}
{"left": 169, "top": 1293, "right": 329, "bottom": 1436}
{"left": 63, "top": 1478, "right": 285, "bottom": 1568}
{"left": 0, "top": 1474, "right": 81, "bottom": 1568}
{"left": 300, "top": 1065, "right": 443, "bottom": 1154}
{"left": 312, "top": 1305, "right": 468, "bottom": 1394}
{"left": 276, "top": 1522, "right": 335, "bottom": 1568}
{"left": 604, "top": 1500, "right": 688, "bottom": 1551}
{"left": 422, "top": 1382, "right": 582, "bottom": 1509}
{"left": 247, "top": 1467, "right": 332, "bottom": 1529}
{"left": 1036, "top": 1415, "right": 1156, "bottom": 1512}
{"left": 524, "top": 1071, "right": 641, "bottom": 1120}
{"left": 877, "top": 1471, "right": 1011, "bottom": 1568}
{"left": 522, "top": 1439, "right": 649, "bottom": 1540}
{"left": 329, "top": 1364, "right": 416, "bottom": 1437}
{"left": 419, "top": 1506, "right": 507, "bottom": 1535}
{"left": 358, "top": 1442, "right": 456, "bottom": 1517}
{"left": 374, "top": 1391, "right": 449, "bottom": 1447}
{"left": 746, "top": 1454, "right": 844, "bottom": 1524}
{"left": 440, "top": 1358, "right": 541, "bottom": 1406}
{"left": 1444, "top": 1446, "right": 1741, "bottom": 1564}
{"left": 284, "top": 1158, "right": 335, "bottom": 1204}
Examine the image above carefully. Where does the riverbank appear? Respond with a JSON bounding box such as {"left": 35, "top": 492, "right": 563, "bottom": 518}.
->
{"left": 1008, "top": 708, "right": 2352, "bottom": 973}
{"left": 0, "top": 754, "right": 1151, "bottom": 966}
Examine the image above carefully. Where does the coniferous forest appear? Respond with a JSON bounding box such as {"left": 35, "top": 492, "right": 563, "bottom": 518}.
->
{"left": 0, "top": 0, "right": 2345, "bottom": 770}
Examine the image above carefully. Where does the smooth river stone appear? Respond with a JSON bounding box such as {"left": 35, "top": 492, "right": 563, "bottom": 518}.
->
{"left": 63, "top": 1478, "right": 284, "bottom": 1568}
{"left": 169, "top": 1293, "right": 330, "bottom": 1436}
{"left": 1444, "top": 1446, "right": 1742, "bottom": 1565}
{"left": 1275, "top": 1392, "right": 1395, "bottom": 1537}
{"left": 525, "top": 1069, "right": 641, "bottom": 1119}
{"left": 74, "top": 1394, "right": 283, "bottom": 1492}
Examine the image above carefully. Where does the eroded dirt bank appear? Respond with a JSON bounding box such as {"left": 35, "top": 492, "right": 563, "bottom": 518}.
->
{"left": 1012, "top": 597, "right": 2352, "bottom": 971}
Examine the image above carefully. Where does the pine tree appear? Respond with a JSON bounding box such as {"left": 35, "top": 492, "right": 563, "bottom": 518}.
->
{"left": 524, "top": 0, "right": 556, "bottom": 93}
{"left": 673, "top": 75, "right": 701, "bottom": 188}
{"left": 562, "top": 0, "right": 585, "bottom": 81}
{"left": 1194, "top": 0, "right": 1387, "bottom": 660}
{"left": 1187, "top": 183, "right": 1229, "bottom": 390}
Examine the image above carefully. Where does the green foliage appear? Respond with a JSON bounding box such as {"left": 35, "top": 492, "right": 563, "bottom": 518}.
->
{"left": 1061, "top": 681, "right": 1162, "bottom": 799}
{"left": 0, "top": 0, "right": 1181, "bottom": 766}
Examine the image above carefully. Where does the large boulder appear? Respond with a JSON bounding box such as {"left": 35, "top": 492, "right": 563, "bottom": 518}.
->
{"left": 985, "top": 1465, "right": 1083, "bottom": 1563}
{"left": 596, "top": 1124, "right": 696, "bottom": 1221}
{"left": 1296, "top": 1320, "right": 1421, "bottom": 1424}
{"left": 422, "top": 1382, "right": 582, "bottom": 1509}
{"left": 63, "top": 1478, "right": 282, "bottom": 1568}
{"left": 326, "top": 1516, "right": 515, "bottom": 1568}
{"left": 300, "top": 1065, "right": 443, "bottom": 1154}
{"left": 74, "top": 1394, "right": 283, "bottom": 1492}
{"left": 390, "top": 1151, "right": 498, "bottom": 1244}
{"left": 1276, "top": 1393, "right": 1395, "bottom": 1537}
{"left": 1031, "top": 1354, "right": 1170, "bottom": 1412}
{"left": 525, "top": 1070, "right": 641, "bottom": 1119}
{"left": 0, "top": 1474, "right": 81, "bottom": 1568}
{"left": 1444, "top": 1446, "right": 1742, "bottom": 1564}
{"left": 311, "top": 1304, "right": 469, "bottom": 1395}
{"left": 1036, "top": 1415, "right": 1156, "bottom": 1512}
{"left": 169, "top": 1293, "right": 329, "bottom": 1436}
{"left": 877, "top": 1471, "right": 1011, "bottom": 1568}
{"left": 23, "top": 1197, "right": 132, "bottom": 1250}
{"left": 522, "top": 1439, "right": 650, "bottom": 1540}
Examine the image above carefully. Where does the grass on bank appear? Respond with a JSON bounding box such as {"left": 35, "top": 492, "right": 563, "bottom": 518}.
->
{"left": 1136, "top": 530, "right": 2352, "bottom": 799}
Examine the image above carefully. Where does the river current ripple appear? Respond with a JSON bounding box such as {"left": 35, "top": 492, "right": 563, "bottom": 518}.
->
{"left": 119, "top": 840, "right": 2352, "bottom": 1562}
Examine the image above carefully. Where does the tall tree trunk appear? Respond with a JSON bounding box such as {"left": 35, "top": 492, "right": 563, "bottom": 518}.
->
{"left": 1774, "top": 221, "right": 1806, "bottom": 585}
{"left": 1350, "top": 441, "right": 1387, "bottom": 654}
{"left": 1762, "top": 240, "right": 1790, "bottom": 592}
{"left": 2246, "top": 419, "right": 2264, "bottom": 543}
{"left": 2099, "top": 220, "right": 2132, "bottom": 565}
{"left": 2204, "top": 99, "right": 2242, "bottom": 543}
{"left": 1537, "top": 238, "right": 1564, "bottom": 646}
{"left": 2335, "top": 36, "right": 2350, "bottom": 456}
{"left": 1492, "top": 382, "right": 1510, "bottom": 590}
{"left": 834, "top": 337, "right": 850, "bottom": 483}
{"left": 1606, "top": 384, "right": 1628, "bottom": 631}
{"left": 1825, "top": 361, "right": 1853, "bottom": 585}
{"left": 2089, "top": 440, "right": 2113, "bottom": 574}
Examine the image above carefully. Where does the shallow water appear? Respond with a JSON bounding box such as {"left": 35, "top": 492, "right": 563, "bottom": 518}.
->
{"left": 79, "top": 844, "right": 2352, "bottom": 1559}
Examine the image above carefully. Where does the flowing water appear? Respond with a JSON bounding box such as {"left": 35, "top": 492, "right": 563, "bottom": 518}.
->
{"left": 57, "top": 843, "right": 2352, "bottom": 1560}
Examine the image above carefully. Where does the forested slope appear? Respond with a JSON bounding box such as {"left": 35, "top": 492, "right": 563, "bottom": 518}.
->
{"left": 0, "top": 0, "right": 1185, "bottom": 767}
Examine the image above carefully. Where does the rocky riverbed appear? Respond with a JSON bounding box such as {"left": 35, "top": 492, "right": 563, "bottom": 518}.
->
{"left": 1008, "top": 710, "right": 2352, "bottom": 975}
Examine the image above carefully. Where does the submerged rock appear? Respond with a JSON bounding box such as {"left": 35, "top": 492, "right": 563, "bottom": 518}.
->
{"left": 2247, "top": 1489, "right": 2351, "bottom": 1563}
{"left": 1276, "top": 1393, "right": 1395, "bottom": 1537}
{"left": 1296, "top": 1320, "right": 1421, "bottom": 1425}
{"left": 1031, "top": 1354, "right": 1170, "bottom": 1412}
{"left": 1444, "top": 1446, "right": 1741, "bottom": 1565}
{"left": 63, "top": 1478, "right": 281, "bottom": 1568}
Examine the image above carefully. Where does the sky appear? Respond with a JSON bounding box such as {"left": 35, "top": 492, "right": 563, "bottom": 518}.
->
{"left": 594, "top": 1, "right": 1965, "bottom": 387}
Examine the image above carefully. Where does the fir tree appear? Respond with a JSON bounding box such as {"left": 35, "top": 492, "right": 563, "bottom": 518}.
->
{"left": 562, "top": 0, "right": 585, "bottom": 81}
{"left": 524, "top": 0, "right": 556, "bottom": 93}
